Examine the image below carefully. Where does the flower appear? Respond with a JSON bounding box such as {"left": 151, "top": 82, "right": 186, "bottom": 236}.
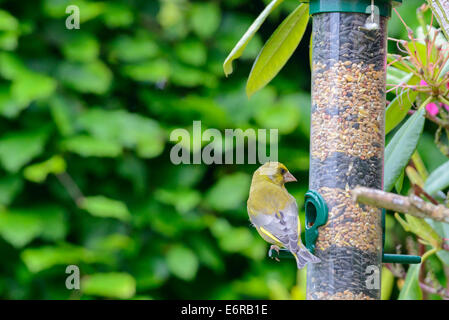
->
{"left": 420, "top": 80, "right": 428, "bottom": 86}
{"left": 441, "top": 102, "right": 449, "bottom": 111}
{"left": 426, "top": 102, "right": 439, "bottom": 116}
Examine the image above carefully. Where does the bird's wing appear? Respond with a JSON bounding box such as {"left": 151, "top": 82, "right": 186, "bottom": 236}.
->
{"left": 249, "top": 192, "right": 299, "bottom": 248}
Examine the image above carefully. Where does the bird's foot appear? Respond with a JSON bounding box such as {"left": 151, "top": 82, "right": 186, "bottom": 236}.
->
{"left": 269, "top": 245, "right": 281, "bottom": 262}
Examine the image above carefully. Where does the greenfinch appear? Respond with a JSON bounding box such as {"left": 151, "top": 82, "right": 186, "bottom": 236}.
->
{"left": 247, "top": 162, "right": 320, "bottom": 269}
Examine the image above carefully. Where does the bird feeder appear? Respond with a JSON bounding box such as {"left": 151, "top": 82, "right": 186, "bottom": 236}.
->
{"left": 302, "top": 0, "right": 420, "bottom": 300}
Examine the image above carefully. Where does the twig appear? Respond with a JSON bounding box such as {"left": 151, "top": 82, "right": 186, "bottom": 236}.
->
{"left": 419, "top": 282, "right": 449, "bottom": 299}
{"left": 352, "top": 186, "right": 449, "bottom": 223}
{"left": 56, "top": 172, "right": 85, "bottom": 206}
{"left": 425, "top": 113, "right": 449, "bottom": 130}
{"left": 413, "top": 185, "right": 439, "bottom": 206}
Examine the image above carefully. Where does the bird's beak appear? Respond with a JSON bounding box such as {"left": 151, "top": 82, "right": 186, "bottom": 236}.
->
{"left": 283, "top": 172, "right": 297, "bottom": 183}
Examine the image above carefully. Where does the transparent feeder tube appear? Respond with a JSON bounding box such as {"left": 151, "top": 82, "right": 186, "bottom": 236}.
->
{"left": 307, "top": 12, "right": 387, "bottom": 300}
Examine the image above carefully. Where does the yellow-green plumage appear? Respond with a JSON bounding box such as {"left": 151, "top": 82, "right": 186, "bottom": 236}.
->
{"left": 247, "top": 162, "right": 320, "bottom": 269}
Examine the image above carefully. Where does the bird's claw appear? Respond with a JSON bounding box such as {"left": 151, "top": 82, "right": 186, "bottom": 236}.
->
{"left": 269, "top": 245, "right": 281, "bottom": 262}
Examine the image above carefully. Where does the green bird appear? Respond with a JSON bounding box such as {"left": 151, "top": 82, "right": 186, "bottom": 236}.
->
{"left": 247, "top": 162, "right": 320, "bottom": 269}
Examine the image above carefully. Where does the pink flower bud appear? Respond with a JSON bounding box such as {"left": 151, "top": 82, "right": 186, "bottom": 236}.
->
{"left": 426, "top": 102, "right": 439, "bottom": 116}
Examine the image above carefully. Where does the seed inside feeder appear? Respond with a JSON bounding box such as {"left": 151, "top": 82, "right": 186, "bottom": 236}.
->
{"left": 307, "top": 12, "right": 386, "bottom": 300}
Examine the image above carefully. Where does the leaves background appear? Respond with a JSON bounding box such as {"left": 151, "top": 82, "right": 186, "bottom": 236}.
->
{"left": 0, "top": 0, "right": 446, "bottom": 299}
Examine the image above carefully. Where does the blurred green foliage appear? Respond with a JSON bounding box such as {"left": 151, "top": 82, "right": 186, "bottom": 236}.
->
{"left": 0, "top": 0, "right": 446, "bottom": 300}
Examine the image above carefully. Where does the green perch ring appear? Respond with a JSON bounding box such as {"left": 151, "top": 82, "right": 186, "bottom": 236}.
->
{"left": 304, "top": 190, "right": 329, "bottom": 254}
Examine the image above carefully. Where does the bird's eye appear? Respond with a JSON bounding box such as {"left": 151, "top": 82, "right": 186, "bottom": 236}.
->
{"left": 280, "top": 168, "right": 286, "bottom": 174}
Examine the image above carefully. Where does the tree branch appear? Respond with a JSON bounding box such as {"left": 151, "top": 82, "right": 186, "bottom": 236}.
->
{"left": 351, "top": 186, "right": 449, "bottom": 223}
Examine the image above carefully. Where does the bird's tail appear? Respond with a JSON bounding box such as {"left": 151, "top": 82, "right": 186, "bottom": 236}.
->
{"left": 291, "top": 243, "right": 320, "bottom": 269}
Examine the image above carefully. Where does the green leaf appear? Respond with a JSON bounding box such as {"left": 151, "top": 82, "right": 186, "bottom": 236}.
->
{"left": 223, "top": 0, "right": 284, "bottom": 76}
{"left": 426, "top": 220, "right": 449, "bottom": 265}
{"left": 436, "top": 246, "right": 449, "bottom": 266}
{"left": 102, "top": 2, "right": 134, "bottom": 28}
{"left": 384, "top": 108, "right": 426, "bottom": 192}
{"left": 418, "top": 133, "right": 448, "bottom": 172}
{"left": 0, "top": 207, "right": 67, "bottom": 248}
{"left": 409, "top": 42, "right": 431, "bottom": 66}
{"left": 190, "top": 2, "right": 221, "bottom": 39}
{"left": 385, "top": 89, "right": 419, "bottom": 134}
{"left": 397, "top": 214, "right": 442, "bottom": 249}
{"left": 108, "top": 33, "right": 158, "bottom": 63}
{"left": 387, "top": 67, "right": 412, "bottom": 86}
{"left": 11, "top": 71, "right": 57, "bottom": 106}
{"left": 0, "top": 128, "right": 50, "bottom": 173}
{"left": 0, "top": 10, "right": 18, "bottom": 31}
{"left": 0, "top": 31, "right": 18, "bottom": 51}
{"left": 157, "top": 0, "right": 184, "bottom": 29}
{"left": 77, "top": 109, "right": 165, "bottom": 158}
{"left": 170, "top": 63, "right": 216, "bottom": 88}
{"left": 309, "top": 32, "right": 312, "bottom": 70}
{"left": 49, "top": 95, "right": 77, "bottom": 137}
{"left": 161, "top": 164, "right": 206, "bottom": 189}
{"left": 122, "top": 59, "right": 170, "bottom": 83}
{"left": 58, "top": 61, "right": 112, "bottom": 94}
{"left": 0, "top": 84, "right": 27, "bottom": 118}
{"left": 424, "top": 160, "right": 449, "bottom": 195}
{"left": 21, "top": 244, "right": 109, "bottom": 273}
{"left": 61, "top": 135, "right": 122, "bottom": 158}
{"left": 0, "top": 209, "right": 42, "bottom": 248}
{"left": 206, "top": 172, "right": 251, "bottom": 211}
{"left": 175, "top": 39, "right": 207, "bottom": 67}
{"left": 395, "top": 169, "right": 405, "bottom": 193}
{"left": 218, "top": 227, "right": 253, "bottom": 253}
{"left": 80, "top": 196, "right": 131, "bottom": 221}
{"left": 398, "top": 264, "right": 423, "bottom": 300}
{"left": 387, "top": 54, "right": 414, "bottom": 73}
{"left": 23, "top": 155, "right": 66, "bottom": 183}
{"left": 154, "top": 189, "right": 201, "bottom": 213}
{"left": 254, "top": 98, "right": 300, "bottom": 134}
{"left": 0, "top": 52, "right": 27, "bottom": 81}
{"left": 37, "top": 206, "right": 68, "bottom": 242}
{"left": 82, "top": 273, "right": 136, "bottom": 299}
{"left": 246, "top": 4, "right": 309, "bottom": 97}
{"left": 166, "top": 245, "right": 199, "bottom": 281}
{"left": 190, "top": 237, "right": 224, "bottom": 272}
{"left": 134, "top": 257, "right": 169, "bottom": 291}
{"left": 0, "top": 175, "right": 23, "bottom": 206}
{"left": 381, "top": 267, "right": 395, "bottom": 300}
{"left": 62, "top": 33, "right": 99, "bottom": 62}
{"left": 91, "top": 234, "right": 134, "bottom": 253}
{"left": 43, "top": 0, "right": 105, "bottom": 22}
